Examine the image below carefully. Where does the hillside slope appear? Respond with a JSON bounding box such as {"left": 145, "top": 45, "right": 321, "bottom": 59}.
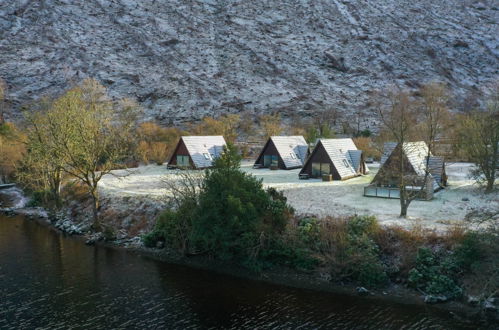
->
{"left": 1, "top": 0, "right": 497, "bottom": 127}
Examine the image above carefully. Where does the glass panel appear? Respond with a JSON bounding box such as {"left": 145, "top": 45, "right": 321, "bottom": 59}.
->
{"left": 389, "top": 189, "right": 400, "bottom": 198}
{"left": 321, "top": 163, "right": 330, "bottom": 175}
{"left": 263, "top": 155, "right": 271, "bottom": 167}
{"left": 177, "top": 155, "right": 189, "bottom": 167}
{"left": 271, "top": 155, "right": 278, "bottom": 167}
{"left": 377, "top": 188, "right": 390, "bottom": 198}
{"left": 312, "top": 163, "right": 321, "bottom": 177}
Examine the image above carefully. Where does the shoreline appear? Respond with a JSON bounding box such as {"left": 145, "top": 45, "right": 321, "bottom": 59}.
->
{"left": 0, "top": 206, "right": 489, "bottom": 326}
{"left": 0, "top": 184, "right": 496, "bottom": 326}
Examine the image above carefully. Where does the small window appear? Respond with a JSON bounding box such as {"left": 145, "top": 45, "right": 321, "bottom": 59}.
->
{"left": 210, "top": 153, "right": 215, "bottom": 159}
{"left": 342, "top": 159, "right": 349, "bottom": 168}
{"left": 203, "top": 153, "right": 211, "bottom": 160}
{"left": 290, "top": 152, "right": 296, "bottom": 159}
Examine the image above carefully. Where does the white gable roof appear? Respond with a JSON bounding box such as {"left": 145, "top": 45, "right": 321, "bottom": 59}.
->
{"left": 402, "top": 141, "right": 430, "bottom": 176}
{"left": 380, "top": 142, "right": 397, "bottom": 165}
{"left": 181, "top": 136, "right": 226, "bottom": 168}
{"left": 381, "top": 141, "right": 440, "bottom": 190}
{"left": 270, "top": 136, "right": 308, "bottom": 169}
{"left": 320, "top": 138, "right": 366, "bottom": 179}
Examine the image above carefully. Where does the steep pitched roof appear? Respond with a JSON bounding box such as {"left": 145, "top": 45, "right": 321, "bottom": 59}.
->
{"left": 319, "top": 138, "right": 363, "bottom": 179}
{"left": 348, "top": 149, "right": 363, "bottom": 173}
{"left": 401, "top": 141, "right": 430, "bottom": 176}
{"left": 380, "top": 142, "right": 397, "bottom": 165}
{"left": 181, "top": 136, "right": 226, "bottom": 168}
{"left": 377, "top": 141, "right": 443, "bottom": 190}
{"left": 268, "top": 136, "right": 308, "bottom": 169}
{"left": 428, "top": 156, "right": 445, "bottom": 187}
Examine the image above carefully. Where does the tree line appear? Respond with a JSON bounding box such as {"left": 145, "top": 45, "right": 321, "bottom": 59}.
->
{"left": 0, "top": 78, "right": 497, "bottom": 225}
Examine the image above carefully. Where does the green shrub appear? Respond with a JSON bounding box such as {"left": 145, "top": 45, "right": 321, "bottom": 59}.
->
{"left": 408, "top": 248, "right": 462, "bottom": 298}
{"left": 297, "top": 217, "right": 321, "bottom": 246}
{"left": 453, "top": 232, "right": 483, "bottom": 270}
{"left": 25, "top": 190, "right": 52, "bottom": 207}
{"left": 142, "top": 200, "right": 195, "bottom": 252}
{"left": 261, "top": 234, "right": 318, "bottom": 271}
{"left": 347, "top": 215, "right": 379, "bottom": 237}
{"left": 312, "top": 216, "right": 387, "bottom": 288}
{"left": 142, "top": 231, "right": 161, "bottom": 248}
{"left": 191, "top": 144, "right": 293, "bottom": 265}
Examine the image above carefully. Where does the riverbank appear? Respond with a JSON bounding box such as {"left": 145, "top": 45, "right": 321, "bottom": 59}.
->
{"left": 1, "top": 186, "right": 497, "bottom": 326}
{"left": 0, "top": 214, "right": 481, "bottom": 329}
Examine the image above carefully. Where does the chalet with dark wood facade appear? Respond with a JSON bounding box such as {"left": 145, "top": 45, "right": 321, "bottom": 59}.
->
{"left": 299, "top": 138, "right": 369, "bottom": 180}
{"left": 364, "top": 141, "right": 447, "bottom": 200}
{"left": 254, "top": 136, "right": 309, "bottom": 170}
{"left": 167, "top": 136, "right": 226, "bottom": 169}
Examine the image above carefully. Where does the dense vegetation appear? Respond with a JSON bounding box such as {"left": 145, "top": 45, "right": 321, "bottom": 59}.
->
{"left": 143, "top": 144, "right": 498, "bottom": 306}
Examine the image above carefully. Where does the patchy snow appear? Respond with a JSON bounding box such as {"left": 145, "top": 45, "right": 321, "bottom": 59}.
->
{"left": 1, "top": 1, "right": 498, "bottom": 125}
{"left": 99, "top": 161, "right": 498, "bottom": 230}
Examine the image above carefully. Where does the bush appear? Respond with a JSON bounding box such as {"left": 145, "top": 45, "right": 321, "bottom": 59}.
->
{"left": 452, "top": 232, "right": 482, "bottom": 271}
{"left": 311, "top": 216, "right": 388, "bottom": 287}
{"left": 408, "top": 248, "right": 462, "bottom": 298}
{"left": 25, "top": 190, "right": 52, "bottom": 207}
{"left": 142, "top": 201, "right": 195, "bottom": 253}
{"left": 347, "top": 215, "right": 379, "bottom": 237}
{"left": 191, "top": 144, "right": 293, "bottom": 264}
{"left": 135, "top": 122, "right": 181, "bottom": 164}
{"left": 258, "top": 236, "right": 318, "bottom": 272}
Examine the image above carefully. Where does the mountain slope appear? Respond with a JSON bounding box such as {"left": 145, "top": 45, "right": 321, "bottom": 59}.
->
{"left": 1, "top": 0, "right": 497, "bottom": 127}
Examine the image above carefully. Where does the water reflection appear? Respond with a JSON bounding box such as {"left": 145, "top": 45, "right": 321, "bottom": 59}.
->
{"left": 0, "top": 215, "right": 478, "bottom": 329}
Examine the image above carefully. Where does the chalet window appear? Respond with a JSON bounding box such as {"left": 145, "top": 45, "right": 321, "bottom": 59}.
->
{"left": 290, "top": 152, "right": 296, "bottom": 159}
{"left": 312, "top": 163, "right": 330, "bottom": 177}
{"left": 342, "top": 159, "right": 350, "bottom": 168}
{"left": 271, "top": 155, "right": 278, "bottom": 167}
{"left": 263, "top": 155, "right": 278, "bottom": 167}
{"left": 203, "top": 153, "right": 211, "bottom": 160}
{"left": 177, "top": 155, "right": 190, "bottom": 167}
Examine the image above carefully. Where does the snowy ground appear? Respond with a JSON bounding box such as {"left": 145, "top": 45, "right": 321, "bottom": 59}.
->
{"left": 99, "top": 161, "right": 498, "bottom": 230}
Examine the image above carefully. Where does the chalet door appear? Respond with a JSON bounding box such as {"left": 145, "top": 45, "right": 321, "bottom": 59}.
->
{"left": 271, "top": 155, "right": 278, "bottom": 167}
{"left": 312, "top": 163, "right": 321, "bottom": 177}
{"left": 321, "top": 163, "right": 330, "bottom": 175}
{"left": 312, "top": 163, "right": 330, "bottom": 177}
{"left": 263, "top": 155, "right": 271, "bottom": 167}
{"left": 177, "top": 155, "right": 190, "bottom": 167}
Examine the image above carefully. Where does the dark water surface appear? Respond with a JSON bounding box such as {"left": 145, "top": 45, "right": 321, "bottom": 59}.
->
{"left": 0, "top": 215, "right": 480, "bottom": 329}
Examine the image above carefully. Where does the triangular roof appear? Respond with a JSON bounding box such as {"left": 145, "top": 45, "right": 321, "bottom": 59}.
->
{"left": 255, "top": 136, "right": 308, "bottom": 169}
{"left": 400, "top": 141, "right": 431, "bottom": 176}
{"left": 374, "top": 141, "right": 442, "bottom": 190}
{"left": 380, "top": 142, "right": 397, "bottom": 165}
{"left": 301, "top": 138, "right": 368, "bottom": 179}
{"left": 428, "top": 156, "right": 445, "bottom": 188}
{"left": 174, "top": 136, "right": 226, "bottom": 168}
{"left": 321, "top": 138, "right": 366, "bottom": 178}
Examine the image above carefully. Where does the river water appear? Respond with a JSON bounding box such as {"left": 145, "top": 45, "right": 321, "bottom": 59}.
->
{"left": 0, "top": 215, "right": 481, "bottom": 329}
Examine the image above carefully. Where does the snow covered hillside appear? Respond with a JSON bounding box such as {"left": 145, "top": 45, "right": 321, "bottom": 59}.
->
{"left": 1, "top": 0, "right": 498, "bottom": 126}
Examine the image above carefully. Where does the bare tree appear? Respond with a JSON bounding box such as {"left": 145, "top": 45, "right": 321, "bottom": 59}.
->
{"left": 19, "top": 99, "right": 66, "bottom": 205}
{"left": 376, "top": 84, "right": 448, "bottom": 217}
{"left": 417, "top": 83, "right": 450, "bottom": 154}
{"left": 0, "top": 78, "right": 6, "bottom": 124}
{"left": 456, "top": 83, "right": 498, "bottom": 193}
